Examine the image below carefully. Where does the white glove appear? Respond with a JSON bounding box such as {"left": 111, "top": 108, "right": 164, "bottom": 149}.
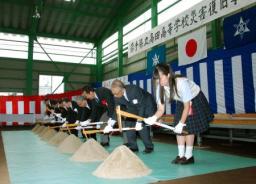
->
{"left": 50, "top": 120, "right": 56, "bottom": 124}
{"left": 61, "top": 122, "right": 67, "bottom": 127}
{"left": 49, "top": 115, "right": 54, "bottom": 120}
{"left": 75, "top": 126, "right": 83, "bottom": 130}
{"left": 54, "top": 113, "right": 61, "bottom": 118}
{"left": 144, "top": 115, "right": 157, "bottom": 125}
{"left": 107, "top": 118, "right": 116, "bottom": 127}
{"left": 103, "top": 124, "right": 113, "bottom": 133}
{"left": 80, "top": 119, "right": 91, "bottom": 126}
{"left": 74, "top": 108, "right": 78, "bottom": 113}
{"left": 75, "top": 120, "right": 80, "bottom": 125}
{"left": 135, "top": 122, "right": 143, "bottom": 131}
{"left": 43, "top": 116, "right": 49, "bottom": 120}
{"left": 61, "top": 118, "right": 66, "bottom": 123}
{"left": 174, "top": 121, "right": 186, "bottom": 134}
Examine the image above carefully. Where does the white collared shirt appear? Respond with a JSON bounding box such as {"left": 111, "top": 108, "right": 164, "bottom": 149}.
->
{"left": 94, "top": 93, "right": 99, "bottom": 102}
{"left": 123, "top": 90, "right": 129, "bottom": 101}
{"left": 156, "top": 78, "right": 200, "bottom": 104}
{"left": 85, "top": 104, "right": 90, "bottom": 109}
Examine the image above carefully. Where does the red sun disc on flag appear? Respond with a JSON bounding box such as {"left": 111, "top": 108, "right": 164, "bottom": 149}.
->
{"left": 185, "top": 39, "right": 197, "bottom": 57}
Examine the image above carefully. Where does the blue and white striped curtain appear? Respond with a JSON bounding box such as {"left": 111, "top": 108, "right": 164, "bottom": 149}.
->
{"left": 127, "top": 43, "right": 256, "bottom": 114}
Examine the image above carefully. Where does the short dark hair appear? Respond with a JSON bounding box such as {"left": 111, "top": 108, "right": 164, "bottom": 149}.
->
{"left": 57, "top": 99, "right": 63, "bottom": 103}
{"left": 75, "top": 96, "right": 85, "bottom": 101}
{"left": 50, "top": 99, "right": 57, "bottom": 106}
{"left": 63, "top": 98, "right": 71, "bottom": 103}
{"left": 82, "top": 86, "right": 94, "bottom": 94}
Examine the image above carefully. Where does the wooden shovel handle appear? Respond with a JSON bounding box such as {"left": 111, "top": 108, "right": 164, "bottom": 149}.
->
{"left": 118, "top": 110, "right": 144, "bottom": 121}
{"left": 118, "top": 110, "right": 188, "bottom": 134}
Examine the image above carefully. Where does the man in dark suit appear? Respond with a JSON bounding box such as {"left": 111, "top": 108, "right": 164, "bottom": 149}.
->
{"left": 44, "top": 98, "right": 56, "bottom": 116}
{"left": 74, "top": 96, "right": 92, "bottom": 138}
{"left": 75, "top": 96, "right": 91, "bottom": 122}
{"left": 82, "top": 86, "right": 116, "bottom": 146}
{"left": 56, "top": 99, "right": 67, "bottom": 119}
{"left": 109, "top": 79, "right": 157, "bottom": 153}
{"left": 62, "top": 98, "right": 79, "bottom": 136}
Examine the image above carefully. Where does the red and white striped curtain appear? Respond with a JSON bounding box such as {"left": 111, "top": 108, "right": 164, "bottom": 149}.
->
{"left": 0, "top": 90, "right": 82, "bottom": 126}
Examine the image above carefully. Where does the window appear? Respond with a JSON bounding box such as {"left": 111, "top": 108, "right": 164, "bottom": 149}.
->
{"left": 34, "top": 37, "right": 96, "bottom": 64}
{"left": 0, "top": 32, "right": 28, "bottom": 59}
{"left": 158, "top": 0, "right": 180, "bottom": 13}
{"left": 0, "top": 92, "right": 23, "bottom": 96}
{"left": 123, "top": 10, "right": 151, "bottom": 53}
{"left": 102, "top": 32, "right": 118, "bottom": 64}
{"left": 39, "top": 75, "right": 64, "bottom": 95}
{"left": 158, "top": 0, "right": 204, "bottom": 25}
{"left": 123, "top": 10, "right": 151, "bottom": 35}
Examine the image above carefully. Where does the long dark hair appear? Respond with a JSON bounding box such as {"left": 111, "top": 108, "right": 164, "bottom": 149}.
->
{"left": 153, "top": 63, "right": 182, "bottom": 104}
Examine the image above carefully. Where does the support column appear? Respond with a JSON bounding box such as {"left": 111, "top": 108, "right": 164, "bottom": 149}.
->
{"left": 211, "top": 19, "right": 221, "bottom": 49}
{"left": 96, "top": 43, "right": 103, "bottom": 82}
{"left": 151, "top": 0, "right": 158, "bottom": 28}
{"left": 118, "top": 18, "right": 123, "bottom": 77}
{"left": 25, "top": 35, "right": 34, "bottom": 95}
{"left": 26, "top": 0, "right": 42, "bottom": 95}
{"left": 63, "top": 74, "right": 68, "bottom": 92}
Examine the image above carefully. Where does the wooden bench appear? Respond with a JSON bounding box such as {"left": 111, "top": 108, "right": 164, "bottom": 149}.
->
{"left": 159, "top": 113, "right": 256, "bottom": 145}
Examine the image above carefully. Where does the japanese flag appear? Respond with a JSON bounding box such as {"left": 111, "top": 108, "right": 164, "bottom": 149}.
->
{"left": 178, "top": 26, "right": 207, "bottom": 66}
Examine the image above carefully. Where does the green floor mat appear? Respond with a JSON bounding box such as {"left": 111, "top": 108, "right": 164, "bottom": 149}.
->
{"left": 3, "top": 131, "right": 256, "bottom": 184}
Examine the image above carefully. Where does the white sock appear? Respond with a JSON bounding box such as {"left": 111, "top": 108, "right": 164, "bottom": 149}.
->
{"left": 178, "top": 145, "right": 185, "bottom": 157}
{"left": 185, "top": 146, "right": 193, "bottom": 159}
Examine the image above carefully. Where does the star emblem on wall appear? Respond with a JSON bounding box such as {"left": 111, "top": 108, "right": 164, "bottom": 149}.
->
{"left": 152, "top": 54, "right": 160, "bottom": 66}
{"left": 233, "top": 17, "right": 250, "bottom": 39}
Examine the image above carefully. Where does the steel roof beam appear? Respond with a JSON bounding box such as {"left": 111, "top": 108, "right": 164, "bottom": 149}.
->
{"left": 98, "top": 0, "right": 136, "bottom": 44}
{"left": 43, "top": 5, "right": 111, "bottom": 19}
{"left": 79, "top": 0, "right": 115, "bottom": 9}
{"left": 0, "top": 28, "right": 95, "bottom": 43}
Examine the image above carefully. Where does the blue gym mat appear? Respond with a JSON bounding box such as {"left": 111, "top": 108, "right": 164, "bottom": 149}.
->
{"left": 2, "top": 131, "right": 256, "bottom": 184}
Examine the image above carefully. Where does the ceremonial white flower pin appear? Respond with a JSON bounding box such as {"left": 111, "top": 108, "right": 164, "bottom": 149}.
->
{"left": 132, "top": 99, "right": 138, "bottom": 104}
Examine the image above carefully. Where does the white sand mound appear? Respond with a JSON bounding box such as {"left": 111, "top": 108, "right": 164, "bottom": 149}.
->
{"left": 35, "top": 126, "right": 45, "bottom": 134}
{"left": 40, "top": 129, "right": 51, "bottom": 139}
{"left": 70, "top": 139, "right": 109, "bottom": 163}
{"left": 48, "top": 132, "right": 69, "bottom": 146}
{"left": 93, "top": 145, "right": 151, "bottom": 179}
{"left": 33, "top": 125, "right": 42, "bottom": 134}
{"left": 41, "top": 129, "right": 57, "bottom": 141}
{"left": 32, "top": 125, "right": 41, "bottom": 133}
{"left": 38, "top": 127, "right": 49, "bottom": 137}
{"left": 57, "top": 134, "right": 82, "bottom": 154}
{"left": 32, "top": 124, "right": 40, "bottom": 132}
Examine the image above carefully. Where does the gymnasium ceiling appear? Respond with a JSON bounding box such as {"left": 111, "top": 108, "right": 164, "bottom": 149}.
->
{"left": 0, "top": 0, "right": 149, "bottom": 44}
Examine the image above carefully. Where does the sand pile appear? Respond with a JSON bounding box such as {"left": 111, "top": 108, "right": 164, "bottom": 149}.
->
{"left": 35, "top": 126, "right": 45, "bottom": 134}
{"left": 70, "top": 139, "right": 109, "bottom": 163}
{"left": 40, "top": 129, "right": 51, "bottom": 139}
{"left": 41, "top": 129, "right": 57, "bottom": 141}
{"left": 38, "top": 127, "right": 49, "bottom": 137}
{"left": 48, "top": 132, "right": 69, "bottom": 146}
{"left": 32, "top": 124, "right": 40, "bottom": 132}
{"left": 93, "top": 145, "right": 151, "bottom": 179}
{"left": 57, "top": 134, "right": 82, "bottom": 154}
{"left": 32, "top": 125, "right": 41, "bottom": 133}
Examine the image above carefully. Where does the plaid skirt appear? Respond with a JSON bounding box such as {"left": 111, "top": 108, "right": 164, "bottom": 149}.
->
{"left": 174, "top": 91, "right": 214, "bottom": 134}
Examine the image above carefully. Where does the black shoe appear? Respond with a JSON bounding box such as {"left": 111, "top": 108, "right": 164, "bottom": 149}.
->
{"left": 129, "top": 148, "right": 139, "bottom": 152}
{"left": 123, "top": 143, "right": 129, "bottom": 146}
{"left": 171, "top": 156, "right": 185, "bottom": 164}
{"left": 143, "top": 148, "right": 154, "bottom": 154}
{"left": 180, "top": 156, "right": 195, "bottom": 165}
{"left": 100, "top": 142, "right": 109, "bottom": 147}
